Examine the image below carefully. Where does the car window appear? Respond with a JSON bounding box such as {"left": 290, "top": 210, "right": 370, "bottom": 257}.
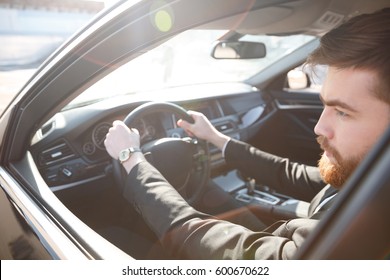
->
{"left": 0, "top": 1, "right": 114, "bottom": 115}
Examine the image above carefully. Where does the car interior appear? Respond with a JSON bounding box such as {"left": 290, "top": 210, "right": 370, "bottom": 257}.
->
{"left": 3, "top": 0, "right": 389, "bottom": 259}
{"left": 28, "top": 52, "right": 324, "bottom": 257}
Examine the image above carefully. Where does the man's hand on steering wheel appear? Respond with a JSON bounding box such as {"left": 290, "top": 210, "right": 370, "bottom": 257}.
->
{"left": 178, "top": 111, "right": 231, "bottom": 151}
{"left": 104, "top": 120, "right": 144, "bottom": 174}
{"left": 104, "top": 102, "right": 210, "bottom": 205}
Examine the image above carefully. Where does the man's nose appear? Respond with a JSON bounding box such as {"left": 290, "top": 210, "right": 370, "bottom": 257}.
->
{"left": 314, "top": 108, "right": 333, "bottom": 139}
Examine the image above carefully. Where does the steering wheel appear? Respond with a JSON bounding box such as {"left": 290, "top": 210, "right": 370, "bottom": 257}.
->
{"left": 112, "top": 101, "right": 210, "bottom": 205}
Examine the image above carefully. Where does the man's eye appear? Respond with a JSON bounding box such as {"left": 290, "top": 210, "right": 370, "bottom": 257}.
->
{"left": 335, "top": 108, "right": 348, "bottom": 117}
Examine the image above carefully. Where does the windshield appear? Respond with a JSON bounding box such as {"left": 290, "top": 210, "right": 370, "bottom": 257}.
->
{"left": 67, "top": 30, "right": 315, "bottom": 108}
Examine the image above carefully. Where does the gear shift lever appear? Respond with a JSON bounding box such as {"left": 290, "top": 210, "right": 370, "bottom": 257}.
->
{"left": 246, "top": 178, "right": 256, "bottom": 196}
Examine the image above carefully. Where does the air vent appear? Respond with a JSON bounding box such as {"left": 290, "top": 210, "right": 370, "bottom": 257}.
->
{"left": 315, "top": 11, "right": 344, "bottom": 29}
{"left": 39, "top": 140, "right": 75, "bottom": 166}
{"left": 215, "top": 122, "right": 234, "bottom": 132}
{"left": 41, "top": 121, "right": 54, "bottom": 136}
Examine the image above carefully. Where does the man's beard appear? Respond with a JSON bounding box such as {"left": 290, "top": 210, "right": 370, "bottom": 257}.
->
{"left": 317, "top": 136, "right": 362, "bottom": 188}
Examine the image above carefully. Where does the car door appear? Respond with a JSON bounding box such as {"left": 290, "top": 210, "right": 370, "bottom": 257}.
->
{"left": 249, "top": 72, "right": 324, "bottom": 167}
{"left": 0, "top": 183, "right": 52, "bottom": 259}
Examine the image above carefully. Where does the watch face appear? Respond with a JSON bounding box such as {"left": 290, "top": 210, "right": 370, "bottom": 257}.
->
{"left": 119, "top": 149, "right": 130, "bottom": 162}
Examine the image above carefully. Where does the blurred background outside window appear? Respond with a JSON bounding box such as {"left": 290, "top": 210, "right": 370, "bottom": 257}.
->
{"left": 0, "top": 0, "right": 118, "bottom": 113}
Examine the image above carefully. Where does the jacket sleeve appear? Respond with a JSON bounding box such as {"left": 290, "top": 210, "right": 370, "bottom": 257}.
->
{"left": 123, "top": 161, "right": 318, "bottom": 260}
{"left": 224, "top": 139, "right": 325, "bottom": 201}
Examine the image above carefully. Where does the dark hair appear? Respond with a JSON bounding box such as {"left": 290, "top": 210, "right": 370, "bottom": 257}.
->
{"left": 307, "top": 8, "right": 390, "bottom": 104}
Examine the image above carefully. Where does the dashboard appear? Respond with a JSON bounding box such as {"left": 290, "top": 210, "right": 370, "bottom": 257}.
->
{"left": 30, "top": 86, "right": 271, "bottom": 191}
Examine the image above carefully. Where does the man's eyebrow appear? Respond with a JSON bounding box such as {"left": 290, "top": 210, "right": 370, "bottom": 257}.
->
{"left": 319, "top": 95, "right": 358, "bottom": 112}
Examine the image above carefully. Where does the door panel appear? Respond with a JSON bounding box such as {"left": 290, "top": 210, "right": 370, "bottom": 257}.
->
{"left": 250, "top": 90, "right": 323, "bottom": 166}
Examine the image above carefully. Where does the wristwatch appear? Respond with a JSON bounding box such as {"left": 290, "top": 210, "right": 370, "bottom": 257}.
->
{"left": 118, "top": 147, "right": 141, "bottom": 164}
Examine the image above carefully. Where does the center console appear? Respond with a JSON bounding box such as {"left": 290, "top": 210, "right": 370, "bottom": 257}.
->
{"left": 212, "top": 170, "right": 310, "bottom": 219}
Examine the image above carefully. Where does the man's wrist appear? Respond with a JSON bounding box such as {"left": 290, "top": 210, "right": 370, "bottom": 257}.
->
{"left": 221, "top": 138, "right": 231, "bottom": 157}
{"left": 211, "top": 132, "right": 231, "bottom": 150}
{"left": 121, "top": 152, "right": 145, "bottom": 174}
{"left": 118, "top": 147, "right": 142, "bottom": 164}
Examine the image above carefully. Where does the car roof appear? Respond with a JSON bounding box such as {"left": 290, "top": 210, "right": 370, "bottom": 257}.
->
{"left": 198, "top": 0, "right": 390, "bottom": 35}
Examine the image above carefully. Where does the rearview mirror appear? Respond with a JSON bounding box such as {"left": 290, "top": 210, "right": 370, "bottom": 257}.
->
{"left": 211, "top": 41, "right": 266, "bottom": 59}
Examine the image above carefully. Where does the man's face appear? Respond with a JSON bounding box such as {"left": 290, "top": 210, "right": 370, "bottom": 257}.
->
{"left": 314, "top": 67, "right": 389, "bottom": 188}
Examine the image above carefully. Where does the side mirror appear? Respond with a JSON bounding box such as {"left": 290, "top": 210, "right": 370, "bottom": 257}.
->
{"left": 211, "top": 41, "right": 266, "bottom": 59}
{"left": 287, "top": 69, "right": 310, "bottom": 89}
